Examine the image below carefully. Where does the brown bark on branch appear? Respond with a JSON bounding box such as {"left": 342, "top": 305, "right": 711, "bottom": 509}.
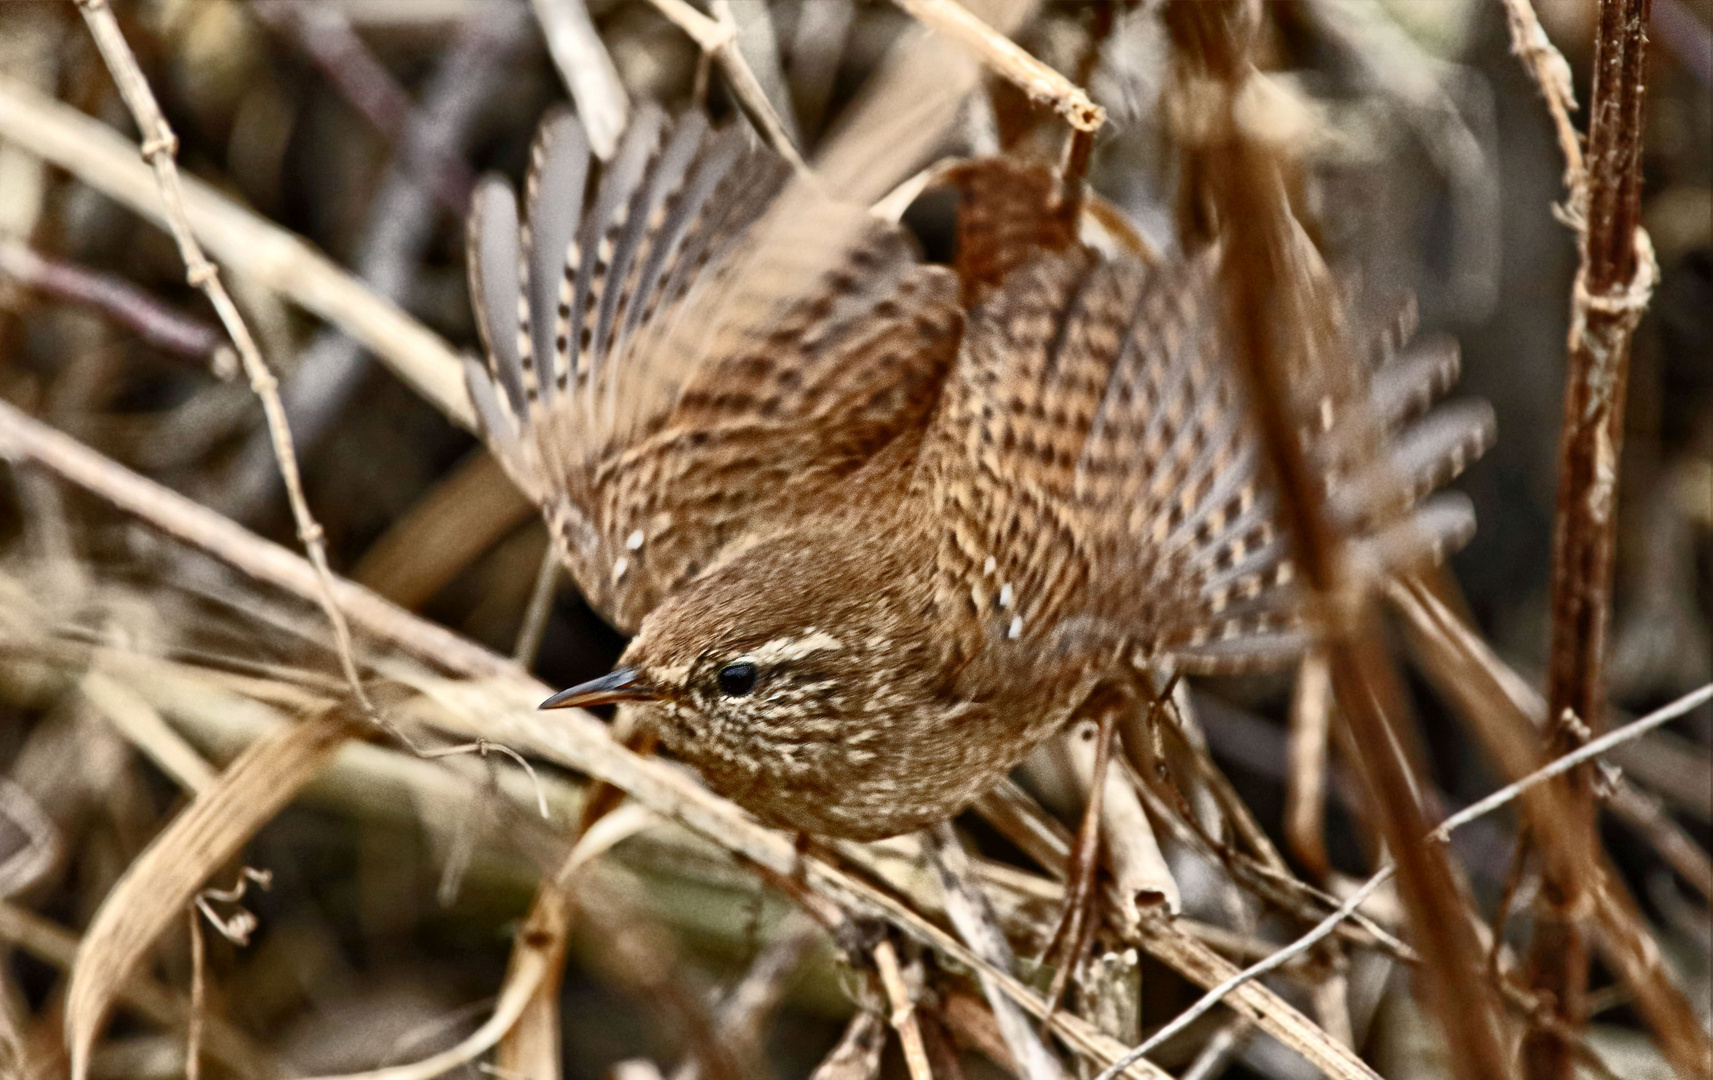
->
{"left": 1160, "top": 3, "right": 1514, "bottom": 1077}
{"left": 1528, "top": 2, "right": 1659, "bottom": 1075}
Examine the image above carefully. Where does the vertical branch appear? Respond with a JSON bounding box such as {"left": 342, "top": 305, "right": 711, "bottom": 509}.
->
{"left": 1159, "top": 3, "right": 1513, "bottom": 1078}
{"left": 71, "top": 0, "right": 377, "bottom": 720}
{"left": 1529, "top": 1, "right": 1658, "bottom": 1076}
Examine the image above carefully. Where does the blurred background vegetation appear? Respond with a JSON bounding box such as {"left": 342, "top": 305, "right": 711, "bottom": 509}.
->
{"left": 0, "top": 1, "right": 1707, "bottom": 1077}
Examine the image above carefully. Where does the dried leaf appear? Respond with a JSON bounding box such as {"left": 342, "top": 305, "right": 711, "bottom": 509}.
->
{"left": 66, "top": 707, "right": 357, "bottom": 1080}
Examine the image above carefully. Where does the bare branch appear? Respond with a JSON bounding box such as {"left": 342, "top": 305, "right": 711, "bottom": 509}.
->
{"left": 1102, "top": 677, "right": 1713, "bottom": 1080}
{"left": 891, "top": 0, "right": 1104, "bottom": 133}
{"left": 530, "top": 0, "right": 629, "bottom": 159}
{"left": 872, "top": 939, "right": 935, "bottom": 1080}
{"left": 73, "top": 0, "right": 381, "bottom": 739}
{"left": 645, "top": 0, "right": 808, "bottom": 173}
{"left": 0, "top": 237, "right": 233, "bottom": 373}
{"left": 0, "top": 75, "right": 475, "bottom": 429}
{"left": 1501, "top": 2, "right": 1663, "bottom": 1071}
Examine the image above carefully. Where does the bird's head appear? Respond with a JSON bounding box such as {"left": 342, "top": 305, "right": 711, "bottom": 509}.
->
{"left": 538, "top": 533, "right": 945, "bottom": 815}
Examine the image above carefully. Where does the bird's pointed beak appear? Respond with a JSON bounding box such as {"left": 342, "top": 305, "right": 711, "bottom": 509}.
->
{"left": 539, "top": 667, "right": 659, "bottom": 710}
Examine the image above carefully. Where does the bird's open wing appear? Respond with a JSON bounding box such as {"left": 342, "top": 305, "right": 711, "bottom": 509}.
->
{"left": 916, "top": 245, "right": 1492, "bottom": 676}
{"left": 466, "top": 109, "right": 962, "bottom": 632}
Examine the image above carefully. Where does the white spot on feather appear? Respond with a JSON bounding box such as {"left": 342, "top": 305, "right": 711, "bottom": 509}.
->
{"left": 1008, "top": 616, "right": 1023, "bottom": 640}
{"left": 626, "top": 529, "right": 645, "bottom": 551}
{"left": 998, "top": 583, "right": 1013, "bottom": 609}
{"left": 611, "top": 556, "right": 628, "bottom": 581}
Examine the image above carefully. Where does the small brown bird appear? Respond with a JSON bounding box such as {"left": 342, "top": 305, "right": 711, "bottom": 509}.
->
{"left": 465, "top": 109, "right": 1491, "bottom": 841}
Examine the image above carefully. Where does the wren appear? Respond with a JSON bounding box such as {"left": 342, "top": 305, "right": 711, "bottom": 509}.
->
{"left": 464, "top": 109, "right": 1492, "bottom": 841}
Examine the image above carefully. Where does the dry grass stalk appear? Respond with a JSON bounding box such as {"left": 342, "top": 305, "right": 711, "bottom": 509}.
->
{"left": 1132, "top": 913, "right": 1383, "bottom": 1080}
{"left": 0, "top": 237, "right": 235, "bottom": 372}
{"left": 872, "top": 939, "right": 935, "bottom": 1080}
{"left": 495, "top": 881, "right": 575, "bottom": 1080}
{"left": 1159, "top": 2, "right": 1511, "bottom": 1075}
{"left": 1503, "top": 1, "right": 1664, "bottom": 1071}
{"left": 1389, "top": 573, "right": 1713, "bottom": 1076}
{"left": 64, "top": 707, "right": 357, "bottom": 1080}
{"left": 1286, "top": 652, "right": 1334, "bottom": 881}
{"left": 530, "top": 0, "right": 629, "bottom": 160}
{"left": 0, "top": 75, "right": 475, "bottom": 429}
{"left": 71, "top": 0, "right": 382, "bottom": 730}
{"left": 0, "top": 900, "right": 276, "bottom": 1078}
{"left": 923, "top": 824, "right": 1076, "bottom": 1080}
{"left": 644, "top": 0, "right": 809, "bottom": 172}
{"left": 890, "top": 0, "right": 1105, "bottom": 133}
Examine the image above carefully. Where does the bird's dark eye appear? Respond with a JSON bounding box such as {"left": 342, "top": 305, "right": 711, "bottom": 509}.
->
{"left": 717, "top": 661, "right": 757, "bottom": 697}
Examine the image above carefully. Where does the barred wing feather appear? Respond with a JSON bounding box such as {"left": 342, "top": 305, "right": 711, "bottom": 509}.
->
{"left": 467, "top": 111, "right": 962, "bottom": 632}
{"left": 920, "top": 247, "right": 1493, "bottom": 677}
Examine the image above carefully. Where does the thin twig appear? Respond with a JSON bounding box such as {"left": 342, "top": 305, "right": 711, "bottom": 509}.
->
{"left": 890, "top": 0, "right": 1105, "bottom": 132}
{"left": 418, "top": 740, "right": 551, "bottom": 820}
{"left": 872, "top": 939, "right": 934, "bottom": 1080}
{"left": 186, "top": 904, "right": 207, "bottom": 1080}
{"left": 1285, "top": 652, "right": 1332, "bottom": 881}
{"left": 1101, "top": 678, "right": 1713, "bottom": 1080}
{"left": 530, "top": 0, "right": 629, "bottom": 159}
{"left": 74, "top": 0, "right": 378, "bottom": 724}
{"left": 1177, "top": 1019, "right": 1249, "bottom": 1080}
{"left": 513, "top": 544, "right": 562, "bottom": 667}
{"left": 1435, "top": 681, "right": 1713, "bottom": 836}
{"left": 0, "top": 237, "right": 233, "bottom": 373}
{"left": 644, "top": 0, "right": 808, "bottom": 173}
{"left": 1499, "top": 0, "right": 1585, "bottom": 192}
{"left": 0, "top": 75, "right": 475, "bottom": 429}
{"left": 711, "top": 0, "right": 802, "bottom": 150}
{"left": 1505, "top": 2, "right": 1661, "bottom": 1071}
